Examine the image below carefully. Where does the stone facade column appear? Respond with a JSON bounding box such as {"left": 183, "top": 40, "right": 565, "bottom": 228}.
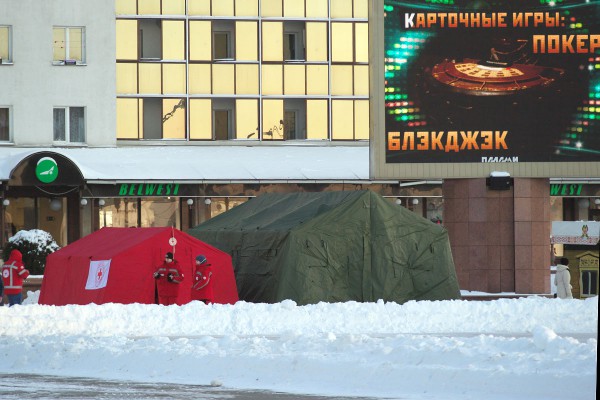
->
{"left": 513, "top": 178, "right": 551, "bottom": 294}
{"left": 443, "top": 178, "right": 550, "bottom": 294}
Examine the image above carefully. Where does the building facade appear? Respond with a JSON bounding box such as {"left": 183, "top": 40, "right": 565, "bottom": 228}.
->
{"left": 1, "top": 0, "right": 439, "bottom": 247}
{"left": 1, "top": 0, "right": 598, "bottom": 296}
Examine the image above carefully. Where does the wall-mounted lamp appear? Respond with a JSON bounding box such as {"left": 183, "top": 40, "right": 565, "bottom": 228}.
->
{"left": 49, "top": 198, "right": 62, "bottom": 212}
{"left": 98, "top": 199, "right": 106, "bottom": 207}
{"left": 187, "top": 198, "right": 194, "bottom": 206}
{"left": 595, "top": 198, "right": 600, "bottom": 206}
{"left": 486, "top": 171, "right": 513, "bottom": 191}
{"left": 204, "top": 198, "right": 212, "bottom": 205}
{"left": 395, "top": 198, "right": 402, "bottom": 205}
{"left": 2, "top": 199, "right": 9, "bottom": 207}
{"left": 80, "top": 199, "right": 88, "bottom": 207}
{"left": 412, "top": 198, "right": 420, "bottom": 205}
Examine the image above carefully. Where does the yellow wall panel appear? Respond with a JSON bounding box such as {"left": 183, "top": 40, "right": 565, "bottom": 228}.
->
{"left": 355, "top": 22, "right": 369, "bottom": 62}
{"left": 331, "top": 23, "right": 353, "bottom": 62}
{"left": 236, "top": 100, "right": 259, "bottom": 139}
{"left": 212, "top": 64, "right": 235, "bottom": 94}
{"left": 262, "top": 100, "right": 284, "bottom": 140}
{"left": 354, "top": 100, "right": 369, "bottom": 139}
{"left": 188, "top": 0, "right": 211, "bottom": 15}
{"left": 162, "top": 20, "right": 185, "bottom": 60}
{"left": 306, "top": 0, "right": 328, "bottom": 18}
{"left": 138, "top": 63, "right": 162, "bottom": 93}
{"left": 261, "top": 64, "right": 283, "bottom": 95}
{"left": 138, "top": 0, "right": 160, "bottom": 14}
{"left": 116, "top": 63, "right": 138, "bottom": 94}
{"left": 115, "top": 0, "right": 137, "bottom": 15}
{"left": 332, "top": 100, "right": 354, "bottom": 139}
{"left": 306, "top": 65, "right": 328, "bottom": 95}
{"left": 331, "top": 65, "right": 353, "bottom": 95}
{"left": 262, "top": 22, "right": 283, "bottom": 61}
{"left": 162, "top": 98, "right": 186, "bottom": 139}
{"left": 212, "top": 0, "right": 234, "bottom": 16}
{"left": 331, "top": 0, "right": 352, "bottom": 18}
{"left": 354, "top": 0, "right": 368, "bottom": 18}
{"left": 235, "top": 0, "right": 258, "bottom": 16}
{"left": 189, "top": 21, "right": 211, "bottom": 61}
{"left": 261, "top": 0, "right": 282, "bottom": 16}
{"left": 162, "top": 0, "right": 185, "bottom": 14}
{"left": 116, "top": 20, "right": 138, "bottom": 60}
{"left": 236, "top": 22, "right": 258, "bottom": 61}
{"left": 306, "top": 100, "right": 328, "bottom": 140}
{"left": 116, "top": 98, "right": 139, "bottom": 139}
{"left": 306, "top": 22, "right": 327, "bottom": 62}
{"left": 189, "top": 64, "right": 212, "bottom": 94}
{"left": 284, "top": 64, "right": 305, "bottom": 95}
{"left": 162, "top": 64, "right": 186, "bottom": 94}
{"left": 236, "top": 64, "right": 259, "bottom": 95}
{"left": 354, "top": 65, "right": 369, "bottom": 95}
{"left": 284, "top": 0, "right": 304, "bottom": 17}
{"left": 190, "top": 99, "right": 212, "bottom": 139}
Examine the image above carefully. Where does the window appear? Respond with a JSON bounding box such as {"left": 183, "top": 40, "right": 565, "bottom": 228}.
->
{"left": 213, "top": 99, "right": 234, "bottom": 140}
{"left": 0, "top": 26, "right": 12, "bottom": 63}
{"left": 580, "top": 269, "right": 598, "bottom": 297}
{"left": 213, "top": 21, "right": 234, "bottom": 60}
{"left": 53, "top": 107, "right": 85, "bottom": 143}
{"left": 284, "top": 21, "right": 305, "bottom": 61}
{"left": 0, "top": 107, "right": 10, "bottom": 141}
{"left": 139, "top": 19, "right": 161, "bottom": 59}
{"left": 116, "top": 98, "right": 186, "bottom": 140}
{"left": 284, "top": 99, "right": 306, "bottom": 140}
{"left": 53, "top": 27, "right": 85, "bottom": 64}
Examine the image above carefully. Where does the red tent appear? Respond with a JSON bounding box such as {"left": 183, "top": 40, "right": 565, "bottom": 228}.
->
{"left": 39, "top": 227, "right": 238, "bottom": 306}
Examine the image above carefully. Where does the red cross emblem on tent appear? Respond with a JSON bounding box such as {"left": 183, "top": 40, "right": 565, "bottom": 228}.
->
{"left": 95, "top": 267, "right": 104, "bottom": 286}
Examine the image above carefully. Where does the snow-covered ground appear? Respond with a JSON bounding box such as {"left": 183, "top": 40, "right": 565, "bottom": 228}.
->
{"left": 0, "top": 291, "right": 597, "bottom": 400}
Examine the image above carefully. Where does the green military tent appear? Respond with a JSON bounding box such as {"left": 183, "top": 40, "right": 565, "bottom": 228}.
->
{"left": 188, "top": 190, "right": 461, "bottom": 305}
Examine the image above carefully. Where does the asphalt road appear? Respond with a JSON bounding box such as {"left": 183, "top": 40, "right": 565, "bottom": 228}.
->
{"left": 0, "top": 374, "right": 391, "bottom": 400}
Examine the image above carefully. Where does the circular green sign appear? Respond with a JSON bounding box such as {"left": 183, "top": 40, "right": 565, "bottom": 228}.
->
{"left": 36, "top": 157, "right": 59, "bottom": 183}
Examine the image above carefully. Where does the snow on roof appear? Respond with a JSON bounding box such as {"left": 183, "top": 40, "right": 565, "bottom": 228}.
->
{"left": 0, "top": 145, "right": 370, "bottom": 183}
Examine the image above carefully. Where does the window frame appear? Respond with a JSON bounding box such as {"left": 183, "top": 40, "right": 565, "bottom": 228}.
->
{"left": 213, "top": 106, "right": 234, "bottom": 140}
{"left": 580, "top": 268, "right": 599, "bottom": 297}
{"left": 213, "top": 21, "right": 235, "bottom": 61}
{"left": 139, "top": 19, "right": 162, "bottom": 60}
{"left": 0, "top": 106, "right": 11, "bottom": 141}
{"left": 52, "top": 26, "right": 86, "bottom": 66}
{"left": 283, "top": 21, "right": 306, "bottom": 61}
{"left": 53, "top": 106, "right": 86, "bottom": 144}
{"left": 0, "top": 25, "right": 13, "bottom": 64}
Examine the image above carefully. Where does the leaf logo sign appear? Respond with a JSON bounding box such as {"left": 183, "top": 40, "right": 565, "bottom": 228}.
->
{"left": 36, "top": 157, "right": 59, "bottom": 183}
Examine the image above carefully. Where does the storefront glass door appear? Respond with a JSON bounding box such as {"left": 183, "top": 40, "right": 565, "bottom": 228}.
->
{"left": 3, "top": 197, "right": 67, "bottom": 247}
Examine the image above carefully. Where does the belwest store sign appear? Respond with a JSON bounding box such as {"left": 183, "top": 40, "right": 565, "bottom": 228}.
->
{"left": 550, "top": 184, "right": 583, "bottom": 196}
{"left": 549, "top": 184, "right": 600, "bottom": 197}
{"left": 89, "top": 183, "right": 195, "bottom": 197}
{"left": 118, "top": 183, "right": 180, "bottom": 196}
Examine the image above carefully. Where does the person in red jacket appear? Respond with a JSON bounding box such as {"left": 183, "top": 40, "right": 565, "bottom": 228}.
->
{"left": 2, "top": 249, "right": 30, "bottom": 306}
{"left": 153, "top": 252, "right": 184, "bottom": 306}
{"left": 191, "top": 254, "right": 214, "bottom": 304}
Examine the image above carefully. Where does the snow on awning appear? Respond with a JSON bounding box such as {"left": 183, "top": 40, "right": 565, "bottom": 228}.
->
{"left": 0, "top": 145, "right": 370, "bottom": 183}
{"left": 551, "top": 221, "right": 600, "bottom": 245}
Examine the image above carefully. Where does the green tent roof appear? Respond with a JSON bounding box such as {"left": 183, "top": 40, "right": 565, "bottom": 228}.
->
{"left": 189, "top": 191, "right": 461, "bottom": 304}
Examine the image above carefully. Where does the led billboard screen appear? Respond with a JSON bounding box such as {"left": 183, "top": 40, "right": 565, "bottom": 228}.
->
{"left": 384, "top": 0, "right": 599, "bottom": 164}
